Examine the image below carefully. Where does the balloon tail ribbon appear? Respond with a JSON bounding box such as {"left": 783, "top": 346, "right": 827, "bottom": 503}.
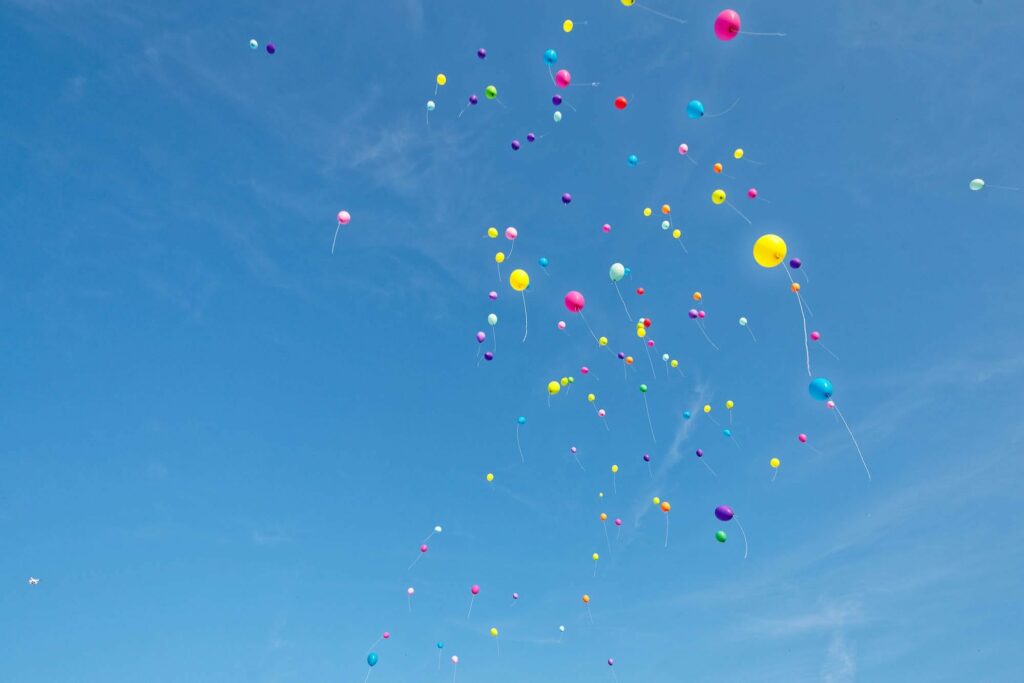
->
{"left": 676, "top": 367, "right": 686, "bottom": 379}
{"left": 603, "top": 524, "right": 612, "bottom": 553}
{"left": 820, "top": 343, "right": 840, "bottom": 361}
{"left": 548, "top": 64, "right": 555, "bottom": 85}
{"left": 593, "top": 561, "right": 598, "bottom": 577}
{"left": 520, "top": 292, "right": 529, "bottom": 342}
{"left": 506, "top": 241, "right": 515, "bottom": 260}
{"left": 579, "top": 312, "right": 599, "bottom": 344}
{"left": 574, "top": 454, "right": 586, "bottom": 471}
{"left": 570, "top": 81, "right": 601, "bottom": 87}
{"left": 496, "top": 263, "right": 501, "bottom": 284}
{"left": 516, "top": 426, "right": 525, "bottom": 463}
{"left": 701, "top": 458, "right": 717, "bottom": 477}
{"left": 586, "top": 604, "right": 593, "bottom": 623}
{"left": 642, "top": 395, "right": 657, "bottom": 443}
{"left": 743, "top": 30, "right": 787, "bottom": 36}
{"left": 663, "top": 361, "right": 670, "bottom": 380}
{"left": 643, "top": 341, "right": 657, "bottom": 379}
{"left": 364, "top": 667, "right": 373, "bottom": 683}
{"left": 467, "top": 596, "right": 475, "bottom": 620}
{"left": 696, "top": 321, "right": 720, "bottom": 351}
{"left": 331, "top": 224, "right": 341, "bottom": 254}
{"left": 785, "top": 269, "right": 812, "bottom": 376}
{"left": 707, "top": 414, "right": 721, "bottom": 427}
{"left": 706, "top": 98, "right": 740, "bottom": 117}
{"left": 408, "top": 595, "right": 412, "bottom": 612}
{"left": 726, "top": 201, "right": 752, "bottom": 225}
{"left": 834, "top": 405, "right": 872, "bottom": 481}
{"left": 731, "top": 434, "right": 742, "bottom": 450}
{"left": 647, "top": 460, "right": 653, "bottom": 479}
{"left": 685, "top": 155, "right": 698, "bottom": 166}
{"left": 747, "top": 326, "right": 758, "bottom": 342}
{"left": 735, "top": 517, "right": 750, "bottom": 559}
{"left": 798, "top": 267, "right": 810, "bottom": 283}
{"left": 612, "top": 473, "right": 617, "bottom": 494}
{"left": 799, "top": 293, "right": 815, "bottom": 318}
{"left": 367, "top": 637, "right": 382, "bottom": 653}
{"left": 566, "top": 101, "right": 578, "bottom": 113}
{"left": 613, "top": 282, "right": 633, "bottom": 321}
{"left": 676, "top": 239, "right": 689, "bottom": 254}
{"left": 771, "top": 467, "right": 779, "bottom": 482}
{"left": 664, "top": 515, "right": 670, "bottom": 548}
{"left": 407, "top": 553, "right": 424, "bottom": 571}
{"left": 637, "top": 3, "right": 688, "bottom": 24}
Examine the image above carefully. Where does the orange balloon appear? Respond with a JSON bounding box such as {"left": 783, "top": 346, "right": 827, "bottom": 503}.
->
{"left": 582, "top": 594, "right": 591, "bottom": 604}
{"left": 625, "top": 356, "right": 634, "bottom": 365}
{"left": 660, "top": 501, "right": 671, "bottom": 512}
{"left": 661, "top": 204, "right": 671, "bottom": 214}
{"left": 791, "top": 282, "right": 801, "bottom": 293}
{"left": 693, "top": 291, "right": 702, "bottom": 302}
{"left": 599, "top": 513, "right": 608, "bottom": 521}
{"left": 713, "top": 162, "right": 723, "bottom": 173}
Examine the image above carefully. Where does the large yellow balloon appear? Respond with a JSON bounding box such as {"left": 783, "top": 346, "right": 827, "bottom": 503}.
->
{"left": 598, "top": 336, "right": 608, "bottom": 346}
{"left": 587, "top": 393, "right": 595, "bottom": 402}
{"left": 753, "top": 234, "right": 787, "bottom": 268}
{"left": 563, "top": 19, "right": 574, "bottom": 32}
{"left": 548, "top": 381, "right": 561, "bottom": 395}
{"left": 711, "top": 189, "right": 726, "bottom": 205}
{"left": 509, "top": 268, "right": 530, "bottom": 291}
{"left": 436, "top": 73, "right": 447, "bottom": 86}
{"left": 495, "top": 252, "right": 505, "bottom": 264}
{"left": 621, "top": 0, "right": 636, "bottom": 5}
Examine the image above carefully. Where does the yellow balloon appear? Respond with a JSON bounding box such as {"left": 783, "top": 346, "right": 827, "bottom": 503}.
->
{"left": 490, "top": 627, "right": 499, "bottom": 637}
{"left": 622, "top": 0, "right": 636, "bottom": 5}
{"left": 592, "top": 553, "right": 599, "bottom": 561}
{"left": 611, "top": 464, "right": 619, "bottom": 473}
{"left": 436, "top": 73, "right": 447, "bottom": 86}
{"left": 734, "top": 148, "right": 744, "bottom": 159}
{"left": 637, "top": 327, "right": 646, "bottom": 338}
{"left": 643, "top": 207, "right": 652, "bottom": 217}
{"left": 770, "top": 458, "right": 781, "bottom": 469}
{"left": 563, "top": 19, "right": 574, "bottom": 32}
{"left": 672, "top": 229, "right": 681, "bottom": 239}
{"left": 509, "top": 268, "right": 530, "bottom": 291}
{"left": 711, "top": 189, "right": 726, "bottom": 205}
{"left": 652, "top": 496, "right": 661, "bottom": 505}
{"left": 487, "top": 227, "right": 498, "bottom": 238}
{"left": 486, "top": 472, "right": 494, "bottom": 482}
{"left": 598, "top": 336, "right": 608, "bottom": 346}
{"left": 587, "top": 393, "right": 595, "bottom": 402}
{"left": 560, "top": 377, "right": 569, "bottom": 386}
{"left": 495, "top": 252, "right": 505, "bottom": 264}
{"left": 548, "top": 381, "right": 561, "bottom": 395}
{"left": 670, "top": 359, "right": 679, "bottom": 368}
{"left": 752, "top": 234, "right": 787, "bottom": 268}
{"left": 703, "top": 404, "right": 712, "bottom": 414}
{"left": 725, "top": 400, "right": 734, "bottom": 410}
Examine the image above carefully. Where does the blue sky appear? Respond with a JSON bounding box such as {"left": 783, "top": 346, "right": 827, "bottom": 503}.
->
{"left": 2, "top": 1, "right": 1023, "bottom": 681}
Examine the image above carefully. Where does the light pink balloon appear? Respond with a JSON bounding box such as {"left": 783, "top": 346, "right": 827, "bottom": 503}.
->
{"left": 564, "top": 290, "right": 585, "bottom": 313}
{"left": 505, "top": 226, "right": 518, "bottom": 240}
{"left": 383, "top": 632, "right": 391, "bottom": 639}
{"left": 697, "top": 310, "right": 706, "bottom": 319}
{"left": 714, "top": 9, "right": 741, "bottom": 41}
{"left": 557, "top": 320, "right": 566, "bottom": 330}
{"left": 614, "top": 518, "right": 622, "bottom": 526}
{"left": 488, "top": 291, "right": 498, "bottom": 300}
{"left": 451, "top": 656, "right": 459, "bottom": 665}
{"left": 646, "top": 340, "right": 654, "bottom": 347}
{"left": 826, "top": 400, "right": 836, "bottom": 409}
{"left": 476, "top": 331, "right": 486, "bottom": 343}
{"left": 554, "top": 69, "right": 571, "bottom": 88}
{"left": 570, "top": 446, "right": 577, "bottom": 453}
{"left": 678, "top": 143, "right": 689, "bottom": 155}
{"left": 598, "top": 409, "right": 606, "bottom": 417}
{"left": 407, "top": 587, "right": 415, "bottom": 595}
{"left": 337, "top": 210, "right": 351, "bottom": 225}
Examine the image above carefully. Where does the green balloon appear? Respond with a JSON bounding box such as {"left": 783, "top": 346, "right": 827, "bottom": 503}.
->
{"left": 715, "top": 530, "right": 727, "bottom": 543}
{"left": 485, "top": 85, "right": 498, "bottom": 99}
{"left": 639, "top": 384, "right": 648, "bottom": 393}
{"left": 969, "top": 178, "right": 985, "bottom": 191}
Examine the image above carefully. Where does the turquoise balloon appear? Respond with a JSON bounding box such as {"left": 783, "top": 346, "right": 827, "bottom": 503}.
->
{"left": 686, "top": 100, "right": 705, "bottom": 119}
{"left": 539, "top": 257, "right": 549, "bottom": 267}
{"left": 627, "top": 154, "right": 639, "bottom": 167}
{"left": 544, "top": 49, "right": 558, "bottom": 65}
{"left": 517, "top": 416, "right": 526, "bottom": 425}
{"left": 723, "top": 428, "right": 732, "bottom": 437}
{"left": 683, "top": 411, "right": 691, "bottom": 419}
{"left": 437, "top": 642, "right": 444, "bottom": 649}
{"left": 367, "top": 653, "right": 378, "bottom": 667}
{"left": 808, "top": 377, "right": 833, "bottom": 401}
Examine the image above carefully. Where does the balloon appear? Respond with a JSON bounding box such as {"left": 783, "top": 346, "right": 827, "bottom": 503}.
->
{"left": 714, "top": 163, "right": 723, "bottom": 173}
{"left": 517, "top": 416, "right": 526, "bottom": 426}
{"left": 615, "top": 518, "right": 622, "bottom": 526}
{"left": 495, "top": 252, "right": 505, "bottom": 264}
{"left": 367, "top": 653, "right": 378, "bottom": 667}
{"left": 703, "top": 404, "right": 712, "bottom": 413}
{"left": 798, "top": 433, "right": 808, "bottom": 443}
{"left": 513, "top": 592, "right": 519, "bottom": 599}
{"left": 808, "top": 377, "right": 834, "bottom": 401}
{"left": 683, "top": 411, "right": 691, "bottom": 419}
{"left": 505, "top": 227, "right": 518, "bottom": 240}
{"left": 544, "top": 49, "right": 558, "bottom": 64}
{"left": 266, "top": 43, "right": 276, "bottom": 54}
{"left": 511, "top": 140, "right": 521, "bottom": 151}
{"left": 686, "top": 100, "right": 705, "bottom": 119}
{"left": 712, "top": 189, "right": 726, "bottom": 205}
{"left": 714, "top": 9, "right": 741, "bottom": 41}
{"left": 487, "top": 313, "right": 498, "bottom": 326}
{"left": 592, "top": 552, "right": 599, "bottom": 561}
{"left": 643, "top": 207, "right": 652, "bottom": 216}
{"left": 810, "top": 331, "right": 821, "bottom": 341}
{"left": 476, "top": 331, "right": 486, "bottom": 343}
{"left": 436, "top": 73, "right": 447, "bottom": 86}
{"left": 716, "top": 530, "right": 728, "bottom": 542}
{"left": 509, "top": 269, "right": 530, "bottom": 292}
{"left": 539, "top": 257, "right": 549, "bottom": 267}
{"left": 555, "top": 69, "right": 571, "bottom": 88}
{"left": 791, "top": 282, "right": 801, "bottom": 292}
{"left": 627, "top": 154, "right": 639, "bottom": 167}
{"left": 614, "top": 96, "right": 628, "bottom": 110}
{"left": 608, "top": 659, "right": 615, "bottom": 666}
{"left": 611, "top": 464, "right": 619, "bottom": 473}
{"left": 582, "top": 594, "right": 590, "bottom": 603}
{"left": 490, "top": 627, "right": 498, "bottom": 637}
{"left": 602, "top": 223, "right": 611, "bottom": 233}
{"left": 770, "top": 457, "right": 781, "bottom": 468}
{"left": 553, "top": 110, "right": 563, "bottom": 122}
{"left": 715, "top": 505, "right": 734, "bottom": 521}
{"left": 723, "top": 428, "right": 732, "bottom": 437}
{"left": 407, "top": 587, "right": 415, "bottom": 595}
{"left": 970, "top": 178, "right": 985, "bottom": 191}
{"left": 643, "top": 453, "right": 651, "bottom": 462}
{"left": 468, "top": 95, "right": 478, "bottom": 105}
{"left": 563, "top": 19, "right": 574, "bottom": 32}
{"left": 661, "top": 501, "right": 671, "bottom": 512}
{"left": 488, "top": 291, "right": 498, "bottom": 300}
{"left": 587, "top": 393, "right": 595, "bottom": 402}
{"left": 696, "top": 448, "right": 704, "bottom": 457}
{"left": 639, "top": 384, "right": 648, "bottom": 394}
{"left": 437, "top": 642, "right": 444, "bottom": 649}
{"left": 548, "top": 381, "right": 561, "bottom": 395}
{"left": 477, "top": 48, "right": 487, "bottom": 59}
{"left": 672, "top": 228, "right": 681, "bottom": 239}
{"left": 597, "top": 409, "right": 606, "bottom": 417}
{"left": 484, "top": 352, "right": 493, "bottom": 361}
{"left": 678, "top": 143, "right": 689, "bottom": 155}
{"left": 738, "top": 317, "right": 748, "bottom": 326}
{"left": 249, "top": 39, "right": 258, "bottom": 49}
{"left": 420, "top": 544, "right": 428, "bottom": 552}
{"left": 789, "top": 258, "right": 802, "bottom": 269}
{"left": 747, "top": 188, "right": 757, "bottom": 198}
{"left": 559, "top": 625, "right": 566, "bottom": 632}
{"left": 471, "top": 585, "right": 481, "bottom": 595}
{"left": 426, "top": 100, "right": 436, "bottom": 111}
{"left": 561, "top": 193, "right": 572, "bottom": 204}
{"left": 527, "top": 133, "right": 536, "bottom": 142}
{"left": 451, "top": 656, "right": 459, "bottom": 664}
{"left": 752, "top": 234, "right": 787, "bottom": 268}
{"left": 726, "top": 400, "right": 735, "bottom": 409}
{"left": 552, "top": 94, "right": 563, "bottom": 105}
{"left": 621, "top": 0, "right": 635, "bottom": 5}
{"left": 557, "top": 320, "right": 566, "bottom": 330}
{"left": 564, "top": 291, "right": 585, "bottom": 312}
{"left": 734, "top": 148, "right": 745, "bottom": 159}
{"left": 486, "top": 473, "right": 494, "bottom": 482}
{"left": 485, "top": 85, "right": 498, "bottom": 100}
{"left": 671, "top": 359, "right": 679, "bottom": 368}
{"left": 435, "top": 525, "right": 443, "bottom": 533}
{"left": 337, "top": 210, "right": 351, "bottom": 225}
{"left": 486, "top": 227, "right": 498, "bottom": 238}
{"left": 609, "top": 263, "right": 625, "bottom": 281}
{"left": 598, "top": 336, "right": 608, "bottom": 346}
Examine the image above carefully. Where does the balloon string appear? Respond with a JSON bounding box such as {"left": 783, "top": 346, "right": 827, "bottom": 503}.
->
{"left": 574, "top": 453, "right": 586, "bottom": 470}
{"left": 467, "top": 596, "right": 475, "bottom": 620}
{"left": 613, "top": 282, "right": 633, "bottom": 321}
{"left": 603, "top": 523, "right": 611, "bottom": 553}
{"left": 642, "top": 340, "right": 657, "bottom": 379}
{"left": 493, "top": 328, "right": 497, "bottom": 353}
{"left": 771, "top": 467, "right": 779, "bottom": 482}
{"left": 407, "top": 553, "right": 424, "bottom": 571}
{"left": 785, "top": 269, "right": 812, "bottom": 376}
{"left": 579, "top": 312, "right": 599, "bottom": 344}
{"left": 747, "top": 326, "right": 758, "bottom": 342}
{"left": 798, "top": 267, "right": 810, "bottom": 283}
{"left": 637, "top": 3, "right": 688, "bottom": 24}
{"left": 735, "top": 517, "right": 750, "bottom": 559}
{"left": 521, "top": 292, "right": 528, "bottom": 342}
{"left": 548, "top": 64, "right": 555, "bottom": 85}
{"left": 516, "top": 425, "right": 525, "bottom": 463}
{"left": 612, "top": 473, "right": 617, "bottom": 494}
{"left": 835, "top": 405, "right": 872, "bottom": 481}
{"left": 642, "top": 394, "right": 657, "bottom": 442}
{"left": 364, "top": 667, "right": 373, "bottom": 683}
{"left": 506, "top": 241, "right": 515, "bottom": 260}
{"left": 706, "top": 98, "right": 740, "bottom": 118}
{"left": 676, "top": 239, "right": 689, "bottom": 254}
{"left": 726, "top": 201, "right": 752, "bottom": 225}
{"left": 799, "top": 293, "right": 815, "bottom": 318}
{"left": 701, "top": 457, "right": 717, "bottom": 477}
{"left": 820, "top": 342, "right": 840, "bottom": 361}
{"left": 664, "top": 514, "right": 669, "bottom": 548}
{"left": 367, "top": 637, "right": 382, "bottom": 653}
{"left": 743, "top": 31, "right": 787, "bottom": 36}
{"left": 569, "top": 82, "right": 601, "bottom": 87}
{"left": 696, "top": 321, "right": 720, "bottom": 351}
{"left": 331, "top": 224, "right": 341, "bottom": 254}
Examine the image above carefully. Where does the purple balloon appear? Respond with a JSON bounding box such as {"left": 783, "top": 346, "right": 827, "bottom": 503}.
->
{"left": 552, "top": 94, "right": 563, "bottom": 106}
{"left": 488, "top": 291, "right": 498, "bottom": 300}
{"left": 266, "top": 42, "right": 276, "bottom": 54}
{"left": 695, "top": 448, "right": 704, "bottom": 457}
{"left": 511, "top": 140, "right": 521, "bottom": 151}
{"left": 476, "top": 331, "right": 486, "bottom": 343}
{"left": 617, "top": 352, "right": 625, "bottom": 360}
{"left": 469, "top": 95, "right": 479, "bottom": 105}
{"left": 561, "top": 193, "right": 572, "bottom": 205}
{"left": 527, "top": 133, "right": 536, "bottom": 142}
{"left": 688, "top": 309, "right": 699, "bottom": 319}
{"left": 715, "top": 505, "right": 734, "bottom": 522}
{"left": 477, "top": 48, "right": 487, "bottom": 59}
{"left": 484, "top": 351, "right": 494, "bottom": 361}
{"left": 789, "top": 258, "right": 802, "bottom": 269}
{"left": 643, "top": 454, "right": 651, "bottom": 462}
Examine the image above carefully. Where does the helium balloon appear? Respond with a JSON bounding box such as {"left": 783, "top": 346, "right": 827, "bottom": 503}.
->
{"left": 495, "top": 252, "right": 505, "bottom": 264}
{"left": 488, "top": 291, "right": 498, "bottom": 300}
{"left": 561, "top": 193, "right": 572, "bottom": 204}
{"left": 738, "top": 317, "right": 748, "bottom": 326}
{"left": 661, "top": 501, "right": 671, "bottom": 512}
{"left": 539, "top": 257, "right": 549, "bottom": 267}
{"left": 789, "top": 258, "right": 802, "bottom": 269}
{"left": 712, "top": 189, "right": 726, "bottom": 205}
{"left": 609, "top": 263, "right": 625, "bottom": 281}
{"left": 487, "top": 313, "right": 498, "bottom": 326}
{"left": 436, "top": 73, "right": 447, "bottom": 86}
{"left": 437, "top": 642, "right": 444, "bottom": 649}
{"left": 808, "top": 377, "right": 834, "bottom": 401}
{"left": 713, "top": 162, "right": 723, "bottom": 173}
{"left": 553, "top": 110, "right": 563, "bottom": 122}
{"left": 485, "top": 85, "right": 498, "bottom": 100}
{"left": 970, "top": 178, "right": 985, "bottom": 191}
{"left": 249, "top": 39, "right": 258, "bottom": 49}
{"left": 427, "top": 100, "right": 436, "bottom": 111}
{"left": 726, "top": 400, "right": 735, "bottom": 409}
{"left": 367, "top": 653, "right": 378, "bottom": 667}
{"left": 714, "top": 9, "right": 741, "bottom": 40}
{"left": 487, "top": 227, "right": 498, "bottom": 238}
{"left": 489, "top": 627, "right": 498, "bottom": 637}
{"left": 563, "top": 19, "right": 574, "bottom": 32}
{"left": 337, "top": 210, "right": 351, "bottom": 225}
{"left": 716, "top": 530, "right": 728, "bottom": 542}
{"left": 509, "top": 269, "right": 530, "bottom": 291}
{"left": 614, "top": 96, "right": 628, "bottom": 110}
{"left": 598, "top": 336, "right": 608, "bottom": 346}
{"left": 527, "top": 133, "right": 536, "bottom": 142}
{"left": 505, "top": 227, "right": 518, "bottom": 240}
{"left": 407, "top": 587, "right": 415, "bottom": 595}
{"left": 266, "top": 42, "right": 276, "bottom": 54}
{"left": 798, "top": 433, "right": 808, "bottom": 443}
{"left": 471, "top": 585, "right": 480, "bottom": 595}
{"left": 486, "top": 473, "right": 494, "bottom": 482}
{"left": 592, "top": 552, "right": 599, "bottom": 561}
{"left": 544, "top": 49, "right": 558, "bottom": 64}
{"left": 582, "top": 594, "right": 590, "bottom": 603}
{"left": 678, "top": 143, "right": 689, "bottom": 155}
{"left": 683, "top": 411, "right": 691, "bottom": 419}
{"left": 511, "top": 140, "right": 521, "bottom": 151}
{"left": 715, "top": 505, "right": 734, "bottom": 521}
{"left": 770, "top": 457, "right": 781, "bottom": 468}
{"left": 451, "top": 656, "right": 459, "bottom": 664}
{"left": 627, "top": 154, "right": 639, "bottom": 167}
{"left": 552, "top": 94, "right": 563, "bottom": 106}
{"left": 622, "top": 0, "right": 635, "bottom": 5}
{"left": 686, "top": 100, "right": 705, "bottom": 119}
{"left": 752, "top": 234, "right": 787, "bottom": 268}
{"left": 747, "top": 188, "right": 758, "bottom": 198}
{"left": 517, "top": 416, "right": 526, "bottom": 425}
{"left": 548, "top": 381, "right": 561, "bottom": 395}
{"left": 555, "top": 69, "right": 571, "bottom": 88}
{"left": 734, "top": 148, "right": 745, "bottom": 159}
{"left": 477, "top": 48, "right": 487, "bottom": 59}
{"left": 643, "top": 207, "right": 652, "bottom": 216}
{"left": 564, "top": 291, "right": 585, "bottom": 312}
{"left": 475, "top": 331, "right": 486, "bottom": 343}
{"left": 468, "top": 95, "right": 478, "bottom": 105}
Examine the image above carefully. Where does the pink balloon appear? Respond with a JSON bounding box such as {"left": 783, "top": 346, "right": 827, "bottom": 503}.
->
{"left": 407, "top": 587, "right": 415, "bottom": 595}
{"left": 826, "top": 400, "right": 836, "bottom": 409}
{"left": 570, "top": 446, "right": 577, "bottom": 453}
{"left": 337, "top": 210, "right": 351, "bottom": 225}
{"left": 698, "top": 310, "right": 706, "bottom": 319}
{"left": 564, "top": 290, "right": 586, "bottom": 313}
{"left": 580, "top": 366, "right": 589, "bottom": 374}
{"left": 598, "top": 409, "right": 606, "bottom": 417}
{"left": 614, "top": 518, "right": 622, "bottom": 526}
{"left": 488, "top": 291, "right": 498, "bottom": 300}
{"left": 602, "top": 223, "right": 611, "bottom": 233}
{"left": 554, "top": 69, "right": 571, "bottom": 88}
{"left": 747, "top": 188, "right": 758, "bottom": 199}
{"left": 383, "top": 632, "right": 391, "bottom": 639}
{"left": 470, "top": 584, "right": 480, "bottom": 595}
{"left": 810, "top": 331, "right": 821, "bottom": 341}
{"left": 714, "top": 9, "right": 741, "bottom": 41}
{"left": 420, "top": 544, "right": 428, "bottom": 553}
{"left": 451, "top": 656, "right": 459, "bottom": 665}
{"left": 476, "top": 331, "right": 486, "bottom": 343}
{"left": 798, "top": 433, "right": 808, "bottom": 443}
{"left": 646, "top": 340, "right": 654, "bottom": 347}
{"left": 505, "top": 226, "right": 518, "bottom": 240}
{"left": 558, "top": 320, "right": 566, "bottom": 330}
{"left": 678, "top": 143, "right": 689, "bottom": 155}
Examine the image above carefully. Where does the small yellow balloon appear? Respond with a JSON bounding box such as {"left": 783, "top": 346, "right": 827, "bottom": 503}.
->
{"left": 582, "top": 594, "right": 590, "bottom": 603}
{"left": 703, "top": 404, "right": 712, "bottom": 414}
{"left": 693, "top": 291, "right": 702, "bottom": 302}
{"left": 734, "top": 148, "right": 744, "bottom": 159}
{"left": 490, "top": 627, "right": 499, "bottom": 637}
{"left": 487, "top": 227, "right": 498, "bottom": 238}
{"left": 509, "top": 268, "right": 530, "bottom": 291}
{"left": 711, "top": 189, "right": 726, "bottom": 205}
{"left": 598, "top": 336, "right": 608, "bottom": 346}
{"left": 495, "top": 252, "right": 505, "bottom": 264}
{"left": 436, "top": 73, "right": 447, "bottom": 86}
{"left": 770, "top": 457, "right": 781, "bottom": 469}
{"left": 752, "top": 234, "right": 787, "bottom": 269}
{"left": 563, "top": 19, "right": 574, "bottom": 32}
{"left": 486, "top": 472, "right": 494, "bottom": 482}
{"left": 592, "top": 553, "right": 599, "bottom": 561}
{"left": 587, "top": 393, "right": 596, "bottom": 402}
{"left": 560, "top": 377, "right": 569, "bottom": 386}
{"left": 652, "top": 496, "right": 661, "bottom": 505}
{"left": 643, "top": 207, "right": 652, "bottom": 217}
{"left": 548, "top": 381, "right": 561, "bottom": 395}
{"left": 672, "top": 228, "right": 681, "bottom": 239}
{"left": 726, "top": 400, "right": 734, "bottom": 410}
{"left": 637, "top": 327, "right": 646, "bottom": 338}
{"left": 611, "top": 464, "right": 619, "bottom": 473}
{"left": 670, "top": 359, "right": 679, "bottom": 368}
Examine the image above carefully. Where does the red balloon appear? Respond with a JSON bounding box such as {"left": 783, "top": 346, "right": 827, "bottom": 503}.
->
{"left": 614, "top": 96, "right": 628, "bottom": 110}
{"left": 636, "top": 287, "right": 645, "bottom": 296}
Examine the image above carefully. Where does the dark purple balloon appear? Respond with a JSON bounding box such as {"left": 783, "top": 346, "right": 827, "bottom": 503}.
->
{"left": 552, "top": 94, "right": 563, "bottom": 106}
{"left": 688, "top": 309, "right": 699, "bottom": 319}
{"left": 484, "top": 351, "right": 494, "bottom": 361}
{"left": 695, "top": 449, "right": 704, "bottom": 457}
{"left": 526, "top": 133, "right": 536, "bottom": 142}
{"left": 643, "top": 454, "right": 651, "bottom": 462}
{"left": 477, "top": 48, "right": 487, "bottom": 59}
{"left": 789, "top": 258, "right": 802, "bottom": 269}
{"left": 266, "top": 42, "right": 276, "bottom": 54}
{"left": 469, "top": 95, "right": 479, "bottom": 105}
{"left": 561, "top": 193, "right": 572, "bottom": 205}
{"left": 714, "top": 505, "right": 734, "bottom": 522}
{"left": 617, "top": 352, "right": 625, "bottom": 360}
{"left": 511, "top": 140, "right": 521, "bottom": 151}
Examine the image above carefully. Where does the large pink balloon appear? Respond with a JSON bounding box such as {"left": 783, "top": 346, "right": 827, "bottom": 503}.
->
{"left": 714, "top": 10, "right": 741, "bottom": 41}
{"left": 564, "top": 290, "right": 585, "bottom": 313}
{"left": 554, "top": 69, "right": 571, "bottom": 88}
{"left": 337, "top": 210, "right": 351, "bottom": 224}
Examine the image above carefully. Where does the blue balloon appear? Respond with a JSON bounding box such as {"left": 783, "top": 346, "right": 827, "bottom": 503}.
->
{"left": 723, "top": 428, "right": 732, "bottom": 437}
{"left": 367, "top": 653, "right": 378, "bottom": 667}
{"left": 539, "top": 257, "right": 549, "bottom": 267}
{"left": 627, "top": 154, "right": 639, "bottom": 167}
{"left": 517, "top": 416, "right": 526, "bottom": 425}
{"left": 808, "top": 377, "right": 834, "bottom": 401}
{"left": 437, "top": 642, "right": 444, "bottom": 649}
{"left": 624, "top": 267, "right": 632, "bottom": 276}
{"left": 686, "top": 100, "right": 705, "bottom": 119}
{"left": 544, "top": 49, "right": 558, "bottom": 65}
{"left": 682, "top": 411, "right": 692, "bottom": 419}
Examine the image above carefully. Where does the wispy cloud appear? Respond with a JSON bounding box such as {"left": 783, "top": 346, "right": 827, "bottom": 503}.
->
{"left": 823, "top": 633, "right": 857, "bottom": 683}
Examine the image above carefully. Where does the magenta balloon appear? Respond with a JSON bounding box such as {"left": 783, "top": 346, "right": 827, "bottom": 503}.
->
{"left": 554, "top": 69, "right": 571, "bottom": 88}
{"left": 564, "top": 290, "right": 585, "bottom": 313}
{"left": 714, "top": 9, "right": 741, "bottom": 41}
